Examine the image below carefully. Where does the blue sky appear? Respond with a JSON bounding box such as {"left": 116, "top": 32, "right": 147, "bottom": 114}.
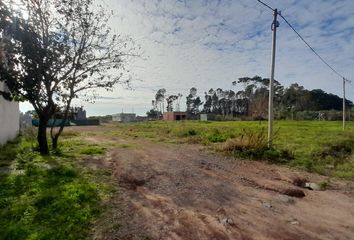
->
{"left": 20, "top": 0, "right": 354, "bottom": 116}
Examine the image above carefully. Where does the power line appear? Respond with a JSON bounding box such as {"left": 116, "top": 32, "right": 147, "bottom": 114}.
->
{"left": 254, "top": 0, "right": 352, "bottom": 134}
{"left": 256, "top": 0, "right": 274, "bottom": 12}
{"left": 255, "top": 1, "right": 351, "bottom": 82}
{"left": 278, "top": 13, "right": 347, "bottom": 80}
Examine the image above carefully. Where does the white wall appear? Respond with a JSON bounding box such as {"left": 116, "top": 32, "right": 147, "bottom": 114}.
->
{"left": 112, "top": 113, "right": 136, "bottom": 122}
{"left": 0, "top": 82, "right": 19, "bottom": 145}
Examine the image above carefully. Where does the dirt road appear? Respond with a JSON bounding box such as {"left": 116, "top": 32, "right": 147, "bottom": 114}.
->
{"left": 81, "top": 131, "right": 354, "bottom": 240}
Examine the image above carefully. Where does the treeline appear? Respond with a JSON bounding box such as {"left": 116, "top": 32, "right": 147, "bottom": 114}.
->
{"left": 147, "top": 76, "right": 353, "bottom": 120}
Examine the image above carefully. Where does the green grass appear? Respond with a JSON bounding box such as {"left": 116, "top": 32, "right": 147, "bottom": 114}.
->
{"left": 0, "top": 131, "right": 112, "bottom": 240}
{"left": 55, "top": 140, "right": 108, "bottom": 157}
{"left": 116, "top": 143, "right": 139, "bottom": 149}
{"left": 2, "top": 120, "right": 353, "bottom": 239}
{"left": 110, "top": 120, "right": 354, "bottom": 180}
{"left": 79, "top": 146, "right": 106, "bottom": 155}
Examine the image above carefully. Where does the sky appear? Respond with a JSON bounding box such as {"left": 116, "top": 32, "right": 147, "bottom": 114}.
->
{"left": 20, "top": 0, "right": 354, "bottom": 116}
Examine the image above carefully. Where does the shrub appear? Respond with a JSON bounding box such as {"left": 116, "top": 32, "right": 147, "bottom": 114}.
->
{"left": 221, "top": 127, "right": 293, "bottom": 163}
{"left": 188, "top": 129, "right": 198, "bottom": 136}
{"left": 206, "top": 129, "right": 230, "bottom": 143}
{"left": 207, "top": 133, "right": 228, "bottom": 142}
{"left": 173, "top": 128, "right": 198, "bottom": 137}
{"left": 222, "top": 127, "right": 268, "bottom": 151}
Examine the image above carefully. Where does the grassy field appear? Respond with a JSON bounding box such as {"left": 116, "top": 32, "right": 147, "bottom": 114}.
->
{"left": 107, "top": 120, "right": 354, "bottom": 180}
{"left": 1, "top": 120, "right": 354, "bottom": 239}
{"left": 0, "top": 130, "right": 113, "bottom": 240}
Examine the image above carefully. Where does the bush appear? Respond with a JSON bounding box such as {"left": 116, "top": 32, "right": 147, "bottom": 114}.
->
{"left": 207, "top": 133, "right": 228, "bottom": 142}
{"left": 206, "top": 129, "right": 230, "bottom": 143}
{"left": 221, "top": 127, "right": 293, "bottom": 163}
{"left": 188, "top": 129, "right": 198, "bottom": 136}
{"left": 173, "top": 128, "right": 198, "bottom": 137}
{"left": 308, "top": 139, "right": 354, "bottom": 178}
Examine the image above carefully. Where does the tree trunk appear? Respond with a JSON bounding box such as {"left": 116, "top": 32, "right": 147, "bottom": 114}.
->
{"left": 52, "top": 135, "right": 59, "bottom": 150}
{"left": 51, "top": 100, "right": 72, "bottom": 150}
{"left": 38, "top": 117, "right": 49, "bottom": 154}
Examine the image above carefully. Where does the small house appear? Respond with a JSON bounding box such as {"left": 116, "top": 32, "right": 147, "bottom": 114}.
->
{"left": 163, "top": 112, "right": 187, "bottom": 121}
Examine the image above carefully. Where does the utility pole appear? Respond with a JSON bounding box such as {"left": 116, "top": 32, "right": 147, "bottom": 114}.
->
{"left": 343, "top": 77, "right": 346, "bottom": 130}
{"left": 268, "top": 8, "right": 279, "bottom": 147}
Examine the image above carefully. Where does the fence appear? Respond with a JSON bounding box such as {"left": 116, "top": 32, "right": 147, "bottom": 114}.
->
{"left": 32, "top": 119, "right": 100, "bottom": 127}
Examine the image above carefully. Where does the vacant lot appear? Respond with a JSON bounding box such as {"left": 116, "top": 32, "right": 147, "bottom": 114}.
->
{"left": 1, "top": 121, "right": 354, "bottom": 240}
{"left": 109, "top": 120, "right": 354, "bottom": 180}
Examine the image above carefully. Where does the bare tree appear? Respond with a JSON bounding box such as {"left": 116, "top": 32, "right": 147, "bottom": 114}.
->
{"left": 0, "top": 0, "right": 136, "bottom": 153}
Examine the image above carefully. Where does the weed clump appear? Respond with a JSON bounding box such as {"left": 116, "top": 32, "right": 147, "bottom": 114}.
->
{"left": 306, "top": 139, "right": 354, "bottom": 179}
{"left": 188, "top": 129, "right": 198, "bottom": 136}
{"left": 314, "top": 140, "right": 354, "bottom": 166}
{"left": 222, "top": 128, "right": 293, "bottom": 163}
{"left": 79, "top": 146, "right": 106, "bottom": 155}
{"left": 206, "top": 129, "right": 231, "bottom": 143}
{"left": 181, "top": 128, "right": 198, "bottom": 137}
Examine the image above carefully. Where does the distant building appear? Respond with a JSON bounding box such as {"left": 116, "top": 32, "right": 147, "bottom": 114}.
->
{"left": 136, "top": 116, "right": 149, "bottom": 122}
{"left": 74, "top": 108, "right": 86, "bottom": 120}
{"left": 0, "top": 82, "right": 19, "bottom": 145}
{"left": 163, "top": 112, "right": 187, "bottom": 121}
{"left": 20, "top": 112, "right": 33, "bottom": 129}
{"left": 200, "top": 113, "right": 216, "bottom": 121}
{"left": 112, "top": 113, "right": 136, "bottom": 123}
{"left": 200, "top": 114, "right": 208, "bottom": 121}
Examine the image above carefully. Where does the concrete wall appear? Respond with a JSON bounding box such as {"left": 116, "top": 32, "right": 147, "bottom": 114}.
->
{"left": 163, "top": 112, "right": 175, "bottom": 121}
{"left": 0, "top": 82, "right": 19, "bottom": 145}
{"left": 112, "top": 113, "right": 136, "bottom": 123}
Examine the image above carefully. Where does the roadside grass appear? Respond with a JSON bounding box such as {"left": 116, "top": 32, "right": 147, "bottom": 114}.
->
{"left": 110, "top": 120, "right": 354, "bottom": 180}
{"left": 79, "top": 146, "right": 106, "bottom": 155}
{"left": 116, "top": 143, "right": 139, "bottom": 148}
{"left": 2, "top": 121, "right": 353, "bottom": 238}
{"left": 56, "top": 140, "right": 108, "bottom": 158}
{"left": 0, "top": 129, "right": 112, "bottom": 240}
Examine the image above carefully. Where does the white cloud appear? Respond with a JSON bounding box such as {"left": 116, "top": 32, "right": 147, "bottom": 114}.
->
{"left": 20, "top": 0, "right": 354, "bottom": 116}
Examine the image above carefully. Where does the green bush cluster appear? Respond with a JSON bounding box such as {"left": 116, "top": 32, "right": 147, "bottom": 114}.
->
{"left": 233, "top": 147, "right": 294, "bottom": 163}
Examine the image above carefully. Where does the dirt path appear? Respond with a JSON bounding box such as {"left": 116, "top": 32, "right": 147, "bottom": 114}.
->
{"left": 82, "top": 133, "right": 354, "bottom": 240}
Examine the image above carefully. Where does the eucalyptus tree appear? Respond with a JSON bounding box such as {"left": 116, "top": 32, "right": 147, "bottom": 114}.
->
{"left": 186, "top": 87, "right": 203, "bottom": 115}
{"left": 175, "top": 93, "right": 183, "bottom": 111}
{"left": 166, "top": 95, "right": 178, "bottom": 112}
{"left": 154, "top": 88, "right": 166, "bottom": 113}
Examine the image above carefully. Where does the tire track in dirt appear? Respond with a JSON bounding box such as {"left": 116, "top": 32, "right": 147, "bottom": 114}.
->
{"left": 86, "top": 136, "right": 354, "bottom": 240}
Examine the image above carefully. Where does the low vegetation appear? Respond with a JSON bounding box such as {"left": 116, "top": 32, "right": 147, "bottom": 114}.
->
{"left": 0, "top": 129, "right": 112, "bottom": 240}
{"left": 1, "top": 120, "right": 354, "bottom": 239}
{"left": 110, "top": 120, "right": 354, "bottom": 180}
